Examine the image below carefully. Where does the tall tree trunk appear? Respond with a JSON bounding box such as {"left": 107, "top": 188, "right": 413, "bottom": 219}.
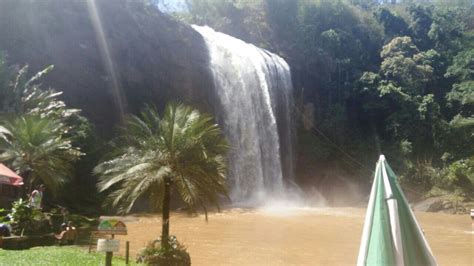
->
{"left": 161, "top": 176, "right": 171, "bottom": 248}
{"left": 21, "top": 171, "right": 32, "bottom": 198}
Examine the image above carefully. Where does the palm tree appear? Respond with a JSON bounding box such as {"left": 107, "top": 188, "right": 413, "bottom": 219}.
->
{"left": 0, "top": 58, "right": 85, "bottom": 139}
{"left": 0, "top": 115, "right": 82, "bottom": 193}
{"left": 95, "top": 103, "right": 229, "bottom": 247}
{"left": 0, "top": 58, "right": 87, "bottom": 195}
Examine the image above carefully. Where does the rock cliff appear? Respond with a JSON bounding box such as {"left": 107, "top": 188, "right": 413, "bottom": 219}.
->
{"left": 0, "top": 0, "right": 215, "bottom": 133}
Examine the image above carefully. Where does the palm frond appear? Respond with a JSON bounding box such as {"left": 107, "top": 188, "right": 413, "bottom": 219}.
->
{"left": 96, "top": 102, "right": 230, "bottom": 216}
{"left": 0, "top": 115, "right": 81, "bottom": 194}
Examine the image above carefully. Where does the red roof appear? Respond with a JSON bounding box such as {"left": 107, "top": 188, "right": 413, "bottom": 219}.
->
{"left": 0, "top": 163, "right": 24, "bottom": 186}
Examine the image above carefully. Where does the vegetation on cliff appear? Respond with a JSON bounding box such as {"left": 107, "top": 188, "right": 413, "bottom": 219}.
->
{"left": 178, "top": 0, "right": 473, "bottom": 202}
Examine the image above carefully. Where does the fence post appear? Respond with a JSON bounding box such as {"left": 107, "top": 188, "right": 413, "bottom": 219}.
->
{"left": 126, "top": 241, "right": 130, "bottom": 264}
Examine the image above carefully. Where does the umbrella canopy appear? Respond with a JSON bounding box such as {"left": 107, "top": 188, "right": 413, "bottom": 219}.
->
{"left": 357, "top": 155, "right": 437, "bottom": 266}
{"left": 0, "top": 163, "right": 24, "bottom": 186}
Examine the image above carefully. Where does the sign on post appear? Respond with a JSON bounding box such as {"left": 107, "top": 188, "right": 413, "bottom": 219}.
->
{"left": 97, "top": 219, "right": 128, "bottom": 235}
{"left": 97, "top": 239, "right": 120, "bottom": 252}
{"left": 95, "top": 218, "right": 128, "bottom": 266}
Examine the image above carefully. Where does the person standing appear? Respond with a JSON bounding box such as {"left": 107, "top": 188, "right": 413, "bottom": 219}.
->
{"left": 29, "top": 184, "right": 45, "bottom": 210}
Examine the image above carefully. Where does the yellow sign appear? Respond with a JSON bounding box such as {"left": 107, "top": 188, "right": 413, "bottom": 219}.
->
{"left": 97, "top": 219, "right": 127, "bottom": 235}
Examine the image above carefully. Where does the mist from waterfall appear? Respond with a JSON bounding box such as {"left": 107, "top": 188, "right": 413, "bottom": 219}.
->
{"left": 192, "top": 25, "right": 296, "bottom": 206}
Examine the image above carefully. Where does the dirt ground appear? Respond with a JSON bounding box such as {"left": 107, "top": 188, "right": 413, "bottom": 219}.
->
{"left": 113, "top": 208, "right": 473, "bottom": 265}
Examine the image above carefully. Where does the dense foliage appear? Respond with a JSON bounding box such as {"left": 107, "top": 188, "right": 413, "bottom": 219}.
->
{"left": 95, "top": 103, "right": 229, "bottom": 245}
{"left": 136, "top": 235, "right": 191, "bottom": 266}
{"left": 95, "top": 103, "right": 229, "bottom": 213}
{"left": 178, "top": 0, "right": 473, "bottom": 199}
{"left": 0, "top": 56, "right": 90, "bottom": 202}
{"left": 7, "top": 199, "right": 49, "bottom": 235}
{"left": 0, "top": 116, "right": 82, "bottom": 193}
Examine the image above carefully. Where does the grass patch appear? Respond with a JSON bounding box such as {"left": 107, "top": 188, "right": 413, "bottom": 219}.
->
{"left": 0, "top": 246, "right": 136, "bottom": 266}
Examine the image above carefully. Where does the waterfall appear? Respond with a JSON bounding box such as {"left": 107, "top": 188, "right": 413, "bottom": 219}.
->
{"left": 192, "top": 26, "right": 295, "bottom": 205}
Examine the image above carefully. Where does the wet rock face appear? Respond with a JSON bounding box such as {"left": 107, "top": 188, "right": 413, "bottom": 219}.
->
{"left": 0, "top": 0, "right": 215, "bottom": 134}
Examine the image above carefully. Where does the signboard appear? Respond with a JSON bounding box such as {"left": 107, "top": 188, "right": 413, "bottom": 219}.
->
{"left": 97, "top": 239, "right": 120, "bottom": 252}
{"left": 97, "top": 219, "right": 127, "bottom": 235}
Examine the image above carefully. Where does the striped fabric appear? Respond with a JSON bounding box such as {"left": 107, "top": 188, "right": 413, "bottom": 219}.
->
{"left": 357, "top": 155, "right": 437, "bottom": 266}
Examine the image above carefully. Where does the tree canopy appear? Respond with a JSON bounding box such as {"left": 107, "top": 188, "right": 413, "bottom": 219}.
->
{"left": 95, "top": 103, "right": 229, "bottom": 215}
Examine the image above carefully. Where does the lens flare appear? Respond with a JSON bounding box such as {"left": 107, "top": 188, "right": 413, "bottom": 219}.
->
{"left": 86, "top": 0, "right": 125, "bottom": 120}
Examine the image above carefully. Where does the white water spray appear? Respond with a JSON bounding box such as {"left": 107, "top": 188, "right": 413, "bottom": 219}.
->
{"left": 192, "top": 26, "right": 296, "bottom": 206}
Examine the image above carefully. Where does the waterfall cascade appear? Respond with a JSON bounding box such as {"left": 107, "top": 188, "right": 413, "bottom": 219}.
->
{"left": 192, "top": 25, "right": 295, "bottom": 205}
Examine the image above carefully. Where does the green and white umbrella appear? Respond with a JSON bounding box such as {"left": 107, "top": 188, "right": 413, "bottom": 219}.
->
{"left": 357, "top": 155, "right": 437, "bottom": 266}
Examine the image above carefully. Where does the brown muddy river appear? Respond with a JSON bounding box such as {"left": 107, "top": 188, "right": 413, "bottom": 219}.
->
{"left": 116, "top": 208, "right": 473, "bottom": 265}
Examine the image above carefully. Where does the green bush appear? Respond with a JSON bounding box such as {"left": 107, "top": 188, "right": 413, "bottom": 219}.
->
{"left": 433, "top": 158, "right": 474, "bottom": 199}
{"left": 8, "top": 199, "right": 50, "bottom": 235}
{"left": 424, "top": 157, "right": 473, "bottom": 212}
{"left": 136, "top": 235, "right": 191, "bottom": 266}
{"left": 0, "top": 208, "right": 9, "bottom": 223}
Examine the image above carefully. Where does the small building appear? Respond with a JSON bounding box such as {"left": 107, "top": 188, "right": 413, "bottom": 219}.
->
{"left": 0, "top": 164, "right": 23, "bottom": 208}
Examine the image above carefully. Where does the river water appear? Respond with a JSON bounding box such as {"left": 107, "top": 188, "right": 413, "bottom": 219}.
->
{"left": 116, "top": 208, "right": 472, "bottom": 265}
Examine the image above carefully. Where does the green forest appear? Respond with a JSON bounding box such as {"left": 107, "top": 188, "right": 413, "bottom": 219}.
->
{"left": 174, "top": 0, "right": 473, "bottom": 203}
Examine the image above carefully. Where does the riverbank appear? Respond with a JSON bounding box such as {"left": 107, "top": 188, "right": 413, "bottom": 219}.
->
{"left": 115, "top": 208, "right": 473, "bottom": 265}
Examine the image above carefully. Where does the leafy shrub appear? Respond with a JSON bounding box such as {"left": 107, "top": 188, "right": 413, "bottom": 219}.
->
{"left": 8, "top": 199, "right": 33, "bottom": 235}
{"left": 432, "top": 158, "right": 474, "bottom": 199}
{"left": 8, "top": 199, "right": 50, "bottom": 235}
{"left": 400, "top": 158, "right": 440, "bottom": 192}
{"left": 0, "top": 208, "right": 9, "bottom": 223}
{"left": 136, "top": 235, "right": 191, "bottom": 266}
